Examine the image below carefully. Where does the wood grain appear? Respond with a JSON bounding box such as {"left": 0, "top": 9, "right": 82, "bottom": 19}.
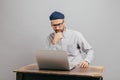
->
{"left": 14, "top": 63, "right": 104, "bottom": 77}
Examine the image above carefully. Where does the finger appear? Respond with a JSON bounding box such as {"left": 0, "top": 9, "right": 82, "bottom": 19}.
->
{"left": 78, "top": 62, "right": 82, "bottom": 67}
{"left": 84, "top": 63, "right": 89, "bottom": 68}
{"left": 81, "top": 63, "right": 88, "bottom": 68}
{"left": 83, "top": 64, "right": 87, "bottom": 68}
{"left": 80, "top": 63, "right": 84, "bottom": 68}
{"left": 82, "top": 63, "right": 86, "bottom": 68}
{"left": 78, "top": 63, "right": 83, "bottom": 68}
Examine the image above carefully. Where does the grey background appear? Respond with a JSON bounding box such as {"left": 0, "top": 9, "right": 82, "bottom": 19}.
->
{"left": 0, "top": 0, "right": 120, "bottom": 80}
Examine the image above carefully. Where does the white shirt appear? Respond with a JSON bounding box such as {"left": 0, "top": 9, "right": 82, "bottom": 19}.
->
{"left": 46, "top": 29, "right": 94, "bottom": 65}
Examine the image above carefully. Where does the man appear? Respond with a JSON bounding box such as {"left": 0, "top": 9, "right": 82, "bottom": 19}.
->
{"left": 46, "top": 11, "right": 94, "bottom": 68}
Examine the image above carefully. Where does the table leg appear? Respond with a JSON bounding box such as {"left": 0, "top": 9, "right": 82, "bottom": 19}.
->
{"left": 16, "top": 73, "right": 23, "bottom": 80}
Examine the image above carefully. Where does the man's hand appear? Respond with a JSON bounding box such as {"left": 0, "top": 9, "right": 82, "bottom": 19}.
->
{"left": 52, "top": 32, "right": 63, "bottom": 45}
{"left": 78, "top": 60, "right": 89, "bottom": 68}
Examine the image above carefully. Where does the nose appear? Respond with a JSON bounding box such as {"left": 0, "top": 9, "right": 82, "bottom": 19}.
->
{"left": 55, "top": 26, "right": 60, "bottom": 29}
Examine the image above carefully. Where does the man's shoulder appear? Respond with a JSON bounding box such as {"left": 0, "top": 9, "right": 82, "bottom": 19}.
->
{"left": 67, "top": 29, "right": 83, "bottom": 36}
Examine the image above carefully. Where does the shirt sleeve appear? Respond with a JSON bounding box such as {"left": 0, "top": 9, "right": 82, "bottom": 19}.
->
{"left": 76, "top": 32, "right": 94, "bottom": 63}
{"left": 46, "top": 34, "right": 57, "bottom": 50}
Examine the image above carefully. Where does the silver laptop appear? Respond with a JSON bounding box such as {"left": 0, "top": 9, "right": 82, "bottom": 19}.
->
{"left": 36, "top": 50, "right": 75, "bottom": 71}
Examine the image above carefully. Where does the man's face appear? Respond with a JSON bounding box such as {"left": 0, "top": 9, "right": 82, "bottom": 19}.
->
{"left": 51, "top": 19, "right": 65, "bottom": 33}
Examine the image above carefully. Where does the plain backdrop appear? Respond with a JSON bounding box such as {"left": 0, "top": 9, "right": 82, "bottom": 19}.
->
{"left": 0, "top": 0, "right": 120, "bottom": 80}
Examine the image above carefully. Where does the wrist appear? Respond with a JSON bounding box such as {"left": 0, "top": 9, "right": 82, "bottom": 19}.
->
{"left": 84, "top": 60, "right": 89, "bottom": 64}
{"left": 52, "top": 39, "right": 57, "bottom": 45}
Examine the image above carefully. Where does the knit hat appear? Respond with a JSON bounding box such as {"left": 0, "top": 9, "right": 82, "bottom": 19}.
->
{"left": 49, "top": 11, "right": 65, "bottom": 20}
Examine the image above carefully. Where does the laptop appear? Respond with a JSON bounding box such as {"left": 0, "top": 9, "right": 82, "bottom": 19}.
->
{"left": 36, "top": 50, "right": 75, "bottom": 71}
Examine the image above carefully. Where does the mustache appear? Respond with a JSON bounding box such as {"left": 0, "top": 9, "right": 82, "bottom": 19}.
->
{"left": 55, "top": 29, "right": 64, "bottom": 33}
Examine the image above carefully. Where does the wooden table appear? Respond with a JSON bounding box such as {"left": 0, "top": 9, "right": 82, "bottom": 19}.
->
{"left": 14, "top": 64, "right": 104, "bottom": 80}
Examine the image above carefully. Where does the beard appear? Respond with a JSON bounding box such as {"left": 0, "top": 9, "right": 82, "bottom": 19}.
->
{"left": 55, "top": 28, "right": 65, "bottom": 33}
{"left": 55, "top": 29, "right": 64, "bottom": 33}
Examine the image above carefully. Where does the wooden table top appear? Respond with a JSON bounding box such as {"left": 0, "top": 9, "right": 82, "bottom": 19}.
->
{"left": 14, "top": 64, "right": 104, "bottom": 77}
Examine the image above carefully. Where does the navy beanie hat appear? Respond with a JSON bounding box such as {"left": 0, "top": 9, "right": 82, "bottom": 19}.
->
{"left": 49, "top": 11, "right": 65, "bottom": 20}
